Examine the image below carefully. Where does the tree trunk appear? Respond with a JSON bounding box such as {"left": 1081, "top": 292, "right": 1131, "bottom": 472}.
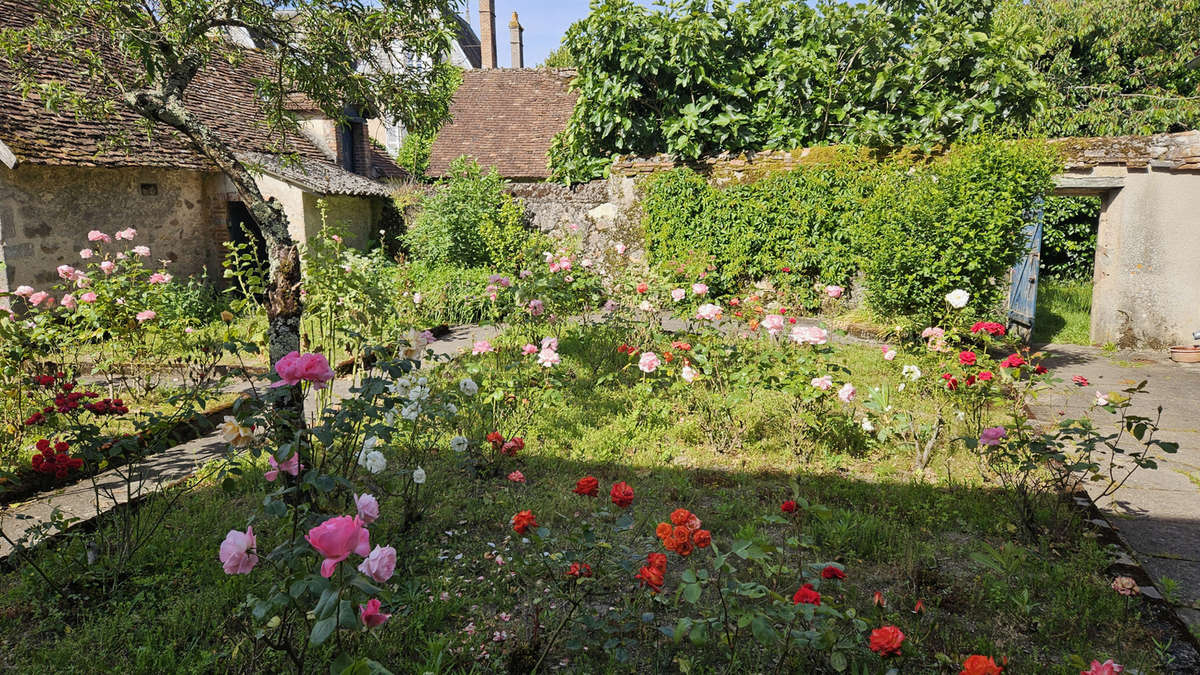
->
{"left": 125, "top": 88, "right": 304, "bottom": 398}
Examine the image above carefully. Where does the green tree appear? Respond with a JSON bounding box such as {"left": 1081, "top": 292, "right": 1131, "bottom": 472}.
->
{"left": 540, "top": 44, "right": 574, "bottom": 69}
{"left": 998, "top": 0, "right": 1200, "bottom": 137}
{"left": 0, "top": 0, "right": 459, "bottom": 369}
{"left": 549, "top": 0, "right": 1045, "bottom": 183}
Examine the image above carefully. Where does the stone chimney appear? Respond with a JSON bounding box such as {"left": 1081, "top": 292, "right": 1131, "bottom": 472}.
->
{"left": 509, "top": 12, "right": 524, "bottom": 68}
{"left": 479, "top": 0, "right": 497, "bottom": 69}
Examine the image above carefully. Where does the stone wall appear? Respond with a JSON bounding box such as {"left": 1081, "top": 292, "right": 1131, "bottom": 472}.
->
{"left": 0, "top": 165, "right": 221, "bottom": 293}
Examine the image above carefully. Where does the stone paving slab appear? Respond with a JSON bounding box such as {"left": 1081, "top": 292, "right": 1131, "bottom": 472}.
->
{"left": 1032, "top": 343, "right": 1200, "bottom": 620}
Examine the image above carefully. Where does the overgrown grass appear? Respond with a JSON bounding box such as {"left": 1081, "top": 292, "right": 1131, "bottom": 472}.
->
{"left": 1034, "top": 280, "right": 1093, "bottom": 345}
{"left": 0, "top": 331, "right": 1167, "bottom": 673}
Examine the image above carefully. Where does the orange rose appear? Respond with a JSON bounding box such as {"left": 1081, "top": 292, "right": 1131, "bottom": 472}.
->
{"left": 675, "top": 538, "right": 694, "bottom": 556}
{"left": 511, "top": 510, "right": 537, "bottom": 534}
{"left": 692, "top": 529, "right": 711, "bottom": 548}
{"left": 960, "top": 655, "right": 1003, "bottom": 675}
{"left": 670, "top": 509, "right": 692, "bottom": 526}
{"left": 656, "top": 522, "right": 673, "bottom": 540}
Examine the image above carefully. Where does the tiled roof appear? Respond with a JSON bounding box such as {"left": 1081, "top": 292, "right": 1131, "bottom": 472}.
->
{"left": 427, "top": 68, "right": 577, "bottom": 180}
{"left": 240, "top": 152, "right": 392, "bottom": 197}
{"left": 0, "top": 0, "right": 405, "bottom": 193}
{"left": 450, "top": 14, "right": 482, "bottom": 70}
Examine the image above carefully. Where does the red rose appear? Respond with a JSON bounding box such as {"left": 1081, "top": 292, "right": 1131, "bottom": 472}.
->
{"left": 960, "top": 654, "right": 1004, "bottom": 675}
{"left": 486, "top": 431, "right": 504, "bottom": 449}
{"left": 821, "top": 565, "right": 846, "bottom": 580}
{"left": 647, "top": 552, "right": 668, "bottom": 572}
{"left": 567, "top": 562, "right": 592, "bottom": 578}
{"left": 636, "top": 282, "right": 648, "bottom": 294}
{"left": 573, "top": 476, "right": 599, "bottom": 497}
{"left": 692, "top": 529, "right": 711, "bottom": 548}
{"left": 511, "top": 510, "right": 537, "bottom": 534}
{"left": 869, "top": 625, "right": 905, "bottom": 656}
{"left": 959, "top": 351, "right": 977, "bottom": 366}
{"left": 635, "top": 564, "right": 664, "bottom": 592}
{"left": 942, "top": 374, "right": 958, "bottom": 390}
{"left": 872, "top": 591, "right": 886, "bottom": 607}
{"left": 36, "top": 438, "right": 50, "bottom": 452}
{"left": 792, "top": 583, "right": 821, "bottom": 605}
{"left": 1034, "top": 364, "right": 1048, "bottom": 374}
{"left": 978, "top": 371, "right": 994, "bottom": 381}
{"left": 965, "top": 375, "right": 977, "bottom": 387}
{"left": 670, "top": 508, "right": 692, "bottom": 526}
{"left": 780, "top": 500, "right": 797, "bottom": 513}
{"left": 610, "top": 481, "right": 634, "bottom": 508}
{"left": 1000, "top": 354, "right": 1025, "bottom": 368}
{"left": 781, "top": 266, "right": 791, "bottom": 272}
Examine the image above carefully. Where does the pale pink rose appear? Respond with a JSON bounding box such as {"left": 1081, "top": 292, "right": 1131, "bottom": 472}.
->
{"left": 28, "top": 291, "right": 52, "bottom": 307}
{"left": 61, "top": 294, "right": 77, "bottom": 310}
{"left": 135, "top": 310, "right": 156, "bottom": 322}
{"left": 87, "top": 230, "right": 111, "bottom": 243}
{"left": 132, "top": 245, "right": 151, "bottom": 257}
{"left": 355, "top": 493, "right": 380, "bottom": 524}
{"left": 330, "top": 234, "right": 342, "bottom": 243}
{"left": 13, "top": 285, "right": 34, "bottom": 298}
{"left": 219, "top": 526, "right": 258, "bottom": 574}
{"left": 681, "top": 365, "right": 697, "bottom": 383}
{"left": 671, "top": 288, "right": 686, "bottom": 302}
{"left": 691, "top": 283, "right": 708, "bottom": 296}
{"left": 811, "top": 375, "right": 833, "bottom": 390}
{"left": 79, "top": 248, "right": 94, "bottom": 259}
{"left": 638, "top": 299, "right": 652, "bottom": 311}
{"left": 79, "top": 292, "right": 97, "bottom": 303}
{"left": 541, "top": 336, "right": 558, "bottom": 351}
{"left": 537, "top": 348, "right": 561, "bottom": 367}
{"left": 359, "top": 598, "right": 391, "bottom": 628}
{"left": 115, "top": 227, "right": 137, "bottom": 241}
{"left": 522, "top": 343, "right": 538, "bottom": 355}
{"left": 73, "top": 273, "right": 90, "bottom": 288}
{"left": 614, "top": 242, "right": 627, "bottom": 255}
{"left": 306, "top": 515, "right": 371, "bottom": 578}
{"left": 760, "top": 314, "right": 786, "bottom": 336}
{"left": 920, "top": 326, "right": 944, "bottom": 339}
{"left": 638, "top": 351, "right": 660, "bottom": 373}
{"left": 527, "top": 299, "right": 544, "bottom": 316}
{"left": 147, "top": 272, "right": 172, "bottom": 284}
{"left": 56, "top": 264, "right": 77, "bottom": 280}
{"left": 357, "top": 545, "right": 396, "bottom": 583}
{"left": 507, "top": 470, "right": 526, "bottom": 483}
{"left": 695, "top": 303, "right": 722, "bottom": 321}
{"left": 837, "top": 382, "right": 856, "bottom": 403}
{"left": 271, "top": 351, "right": 335, "bottom": 388}
{"left": 472, "top": 340, "right": 495, "bottom": 355}
{"left": 519, "top": 269, "right": 532, "bottom": 279}
{"left": 882, "top": 345, "right": 897, "bottom": 361}
{"left": 265, "top": 452, "right": 302, "bottom": 481}
{"left": 825, "top": 285, "right": 844, "bottom": 299}
{"left": 979, "top": 426, "right": 1007, "bottom": 446}
{"left": 790, "top": 325, "right": 829, "bottom": 345}
{"left": 116, "top": 252, "right": 127, "bottom": 260}
{"left": 100, "top": 260, "right": 116, "bottom": 275}
{"left": 1082, "top": 660, "right": 1124, "bottom": 675}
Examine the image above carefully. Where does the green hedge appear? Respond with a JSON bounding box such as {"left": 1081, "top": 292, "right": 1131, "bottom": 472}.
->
{"left": 641, "top": 139, "right": 1061, "bottom": 322}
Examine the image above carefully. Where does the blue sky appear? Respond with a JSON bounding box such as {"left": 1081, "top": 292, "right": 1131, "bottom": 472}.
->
{"left": 457, "top": 1, "right": 653, "bottom": 67}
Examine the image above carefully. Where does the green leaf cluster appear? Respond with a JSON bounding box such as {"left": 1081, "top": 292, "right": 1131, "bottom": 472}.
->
{"left": 641, "top": 138, "right": 1062, "bottom": 321}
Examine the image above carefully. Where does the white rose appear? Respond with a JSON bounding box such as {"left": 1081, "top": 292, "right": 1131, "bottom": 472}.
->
{"left": 945, "top": 289, "right": 970, "bottom": 309}
{"left": 401, "top": 402, "right": 421, "bottom": 421}
{"left": 360, "top": 450, "right": 387, "bottom": 474}
{"left": 459, "top": 378, "right": 478, "bottom": 396}
{"left": 413, "top": 466, "right": 427, "bottom": 484}
{"left": 861, "top": 418, "right": 875, "bottom": 432}
{"left": 450, "top": 435, "right": 469, "bottom": 453}
{"left": 902, "top": 365, "right": 922, "bottom": 381}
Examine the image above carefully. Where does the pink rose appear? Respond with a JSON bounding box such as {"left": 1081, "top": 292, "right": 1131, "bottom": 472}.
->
{"left": 132, "top": 245, "right": 151, "bottom": 257}
{"left": 507, "top": 470, "right": 526, "bottom": 483}
{"left": 357, "top": 545, "right": 396, "bottom": 583}
{"left": 825, "top": 285, "right": 844, "bottom": 299}
{"left": 100, "top": 261, "right": 116, "bottom": 275}
{"left": 522, "top": 343, "right": 538, "bottom": 355}
{"left": 790, "top": 325, "right": 829, "bottom": 345}
{"left": 136, "top": 310, "right": 156, "bottom": 322}
{"left": 271, "top": 351, "right": 334, "bottom": 388}
{"left": 614, "top": 242, "right": 627, "bottom": 255}
{"left": 56, "top": 264, "right": 77, "bottom": 280}
{"left": 760, "top": 314, "right": 786, "bottom": 336}
{"left": 472, "top": 340, "right": 495, "bottom": 355}
{"left": 979, "top": 426, "right": 1006, "bottom": 446}
{"left": 837, "top": 383, "right": 856, "bottom": 403}
{"left": 541, "top": 336, "right": 558, "bottom": 351}
{"left": 811, "top": 375, "right": 833, "bottom": 390}
{"left": 148, "top": 272, "right": 172, "bottom": 284}
{"left": 28, "top": 291, "right": 52, "bottom": 307}
{"left": 61, "top": 294, "right": 77, "bottom": 310}
{"left": 219, "top": 526, "right": 258, "bottom": 574}
{"left": 638, "top": 351, "right": 660, "bottom": 373}
{"left": 527, "top": 299, "right": 544, "bottom": 316}
{"left": 115, "top": 227, "right": 137, "bottom": 240}
{"left": 671, "top": 288, "right": 686, "bottom": 302}
{"left": 79, "top": 292, "right": 97, "bottom": 303}
{"left": 264, "top": 452, "right": 302, "bottom": 481}
{"left": 1082, "top": 660, "right": 1124, "bottom": 675}
{"left": 537, "top": 348, "right": 561, "bottom": 367}
{"left": 13, "top": 285, "right": 34, "bottom": 297}
{"left": 306, "top": 515, "right": 371, "bottom": 578}
{"left": 691, "top": 283, "right": 708, "bottom": 296}
{"left": 79, "top": 248, "right": 94, "bottom": 259}
{"left": 695, "top": 303, "right": 722, "bottom": 321}
{"left": 87, "top": 230, "right": 111, "bottom": 243}
{"left": 355, "top": 493, "right": 379, "bottom": 524}
{"left": 359, "top": 598, "right": 391, "bottom": 628}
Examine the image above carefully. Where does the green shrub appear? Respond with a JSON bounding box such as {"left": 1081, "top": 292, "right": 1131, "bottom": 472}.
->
{"left": 640, "top": 139, "right": 1061, "bottom": 321}
{"left": 1040, "top": 195, "right": 1100, "bottom": 281}
{"left": 395, "top": 131, "right": 434, "bottom": 179}
{"left": 402, "top": 261, "right": 495, "bottom": 326}
{"left": 404, "top": 157, "right": 529, "bottom": 270}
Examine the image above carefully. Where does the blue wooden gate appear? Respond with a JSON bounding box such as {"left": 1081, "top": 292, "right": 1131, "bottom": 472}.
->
{"left": 1007, "top": 196, "right": 1044, "bottom": 340}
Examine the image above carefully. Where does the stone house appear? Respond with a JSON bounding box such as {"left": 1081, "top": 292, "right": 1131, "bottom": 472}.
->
{"left": 0, "top": 0, "right": 404, "bottom": 296}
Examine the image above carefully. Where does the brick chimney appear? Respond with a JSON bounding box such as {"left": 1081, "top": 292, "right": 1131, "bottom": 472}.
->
{"left": 509, "top": 12, "right": 524, "bottom": 68}
{"left": 479, "top": 0, "right": 497, "bottom": 69}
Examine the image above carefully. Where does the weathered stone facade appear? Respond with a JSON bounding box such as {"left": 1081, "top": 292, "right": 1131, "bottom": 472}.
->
{"left": 0, "top": 165, "right": 223, "bottom": 293}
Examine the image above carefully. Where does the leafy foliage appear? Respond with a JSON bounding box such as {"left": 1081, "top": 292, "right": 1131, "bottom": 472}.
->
{"left": 539, "top": 44, "right": 574, "bottom": 69}
{"left": 1041, "top": 196, "right": 1100, "bottom": 282}
{"left": 641, "top": 139, "right": 1061, "bottom": 321}
{"left": 549, "top": 0, "right": 1045, "bottom": 183}
{"left": 395, "top": 132, "right": 435, "bottom": 180}
{"left": 405, "top": 157, "right": 529, "bottom": 270}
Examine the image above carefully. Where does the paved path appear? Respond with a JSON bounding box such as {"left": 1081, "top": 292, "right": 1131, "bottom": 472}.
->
{"left": 1031, "top": 343, "right": 1200, "bottom": 634}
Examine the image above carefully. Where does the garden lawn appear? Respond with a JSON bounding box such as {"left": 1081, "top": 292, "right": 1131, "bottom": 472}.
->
{"left": 1033, "top": 280, "right": 1094, "bottom": 346}
{"left": 0, "top": 332, "right": 1164, "bottom": 674}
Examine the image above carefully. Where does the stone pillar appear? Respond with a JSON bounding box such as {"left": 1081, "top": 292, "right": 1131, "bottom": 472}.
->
{"left": 509, "top": 12, "right": 524, "bottom": 68}
{"left": 479, "top": 0, "right": 497, "bottom": 69}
